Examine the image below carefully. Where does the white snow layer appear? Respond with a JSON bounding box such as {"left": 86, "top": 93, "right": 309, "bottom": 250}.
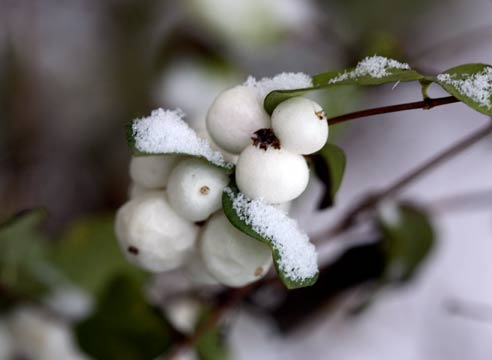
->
{"left": 244, "top": 72, "right": 313, "bottom": 100}
{"left": 131, "top": 108, "right": 233, "bottom": 169}
{"left": 225, "top": 188, "right": 318, "bottom": 282}
{"left": 329, "top": 55, "right": 411, "bottom": 83}
{"left": 437, "top": 67, "right": 492, "bottom": 109}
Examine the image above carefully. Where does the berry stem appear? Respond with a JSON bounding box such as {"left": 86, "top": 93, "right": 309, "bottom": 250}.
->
{"left": 327, "top": 96, "right": 459, "bottom": 125}
{"left": 161, "top": 284, "right": 258, "bottom": 360}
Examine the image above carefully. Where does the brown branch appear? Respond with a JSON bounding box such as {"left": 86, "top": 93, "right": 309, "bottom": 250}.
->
{"left": 162, "top": 284, "right": 257, "bottom": 360}
{"left": 324, "top": 121, "right": 492, "bottom": 238}
{"left": 328, "top": 96, "right": 459, "bottom": 125}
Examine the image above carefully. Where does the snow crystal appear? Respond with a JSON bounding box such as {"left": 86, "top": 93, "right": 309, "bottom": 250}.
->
{"left": 131, "top": 108, "right": 233, "bottom": 169}
{"left": 225, "top": 188, "right": 318, "bottom": 282}
{"left": 329, "top": 55, "right": 411, "bottom": 84}
{"left": 437, "top": 67, "right": 492, "bottom": 109}
{"left": 244, "top": 72, "right": 313, "bottom": 100}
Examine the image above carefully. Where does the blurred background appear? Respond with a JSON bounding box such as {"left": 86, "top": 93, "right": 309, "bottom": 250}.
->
{"left": 1, "top": 0, "right": 492, "bottom": 359}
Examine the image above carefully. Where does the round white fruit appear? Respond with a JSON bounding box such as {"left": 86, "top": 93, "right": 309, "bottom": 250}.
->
{"left": 182, "top": 248, "right": 220, "bottom": 286}
{"left": 128, "top": 182, "right": 153, "bottom": 199}
{"left": 167, "top": 158, "right": 229, "bottom": 222}
{"left": 271, "top": 97, "right": 328, "bottom": 154}
{"left": 206, "top": 85, "right": 270, "bottom": 154}
{"left": 115, "top": 193, "right": 198, "bottom": 272}
{"left": 236, "top": 144, "right": 309, "bottom": 203}
{"left": 201, "top": 212, "right": 272, "bottom": 287}
{"left": 129, "top": 155, "right": 180, "bottom": 189}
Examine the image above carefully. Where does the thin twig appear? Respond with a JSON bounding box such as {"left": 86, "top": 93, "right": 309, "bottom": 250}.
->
{"left": 328, "top": 96, "right": 459, "bottom": 125}
{"left": 324, "top": 121, "right": 492, "bottom": 238}
{"left": 162, "top": 284, "right": 257, "bottom": 360}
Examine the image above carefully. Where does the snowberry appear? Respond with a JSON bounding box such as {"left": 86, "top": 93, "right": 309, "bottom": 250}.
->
{"left": 206, "top": 85, "right": 270, "bottom": 154}
{"left": 8, "top": 306, "right": 88, "bottom": 360}
{"left": 271, "top": 97, "right": 328, "bottom": 155}
{"left": 235, "top": 131, "right": 309, "bottom": 203}
{"left": 201, "top": 212, "right": 272, "bottom": 287}
{"left": 128, "top": 182, "right": 153, "bottom": 199}
{"left": 167, "top": 158, "right": 229, "bottom": 222}
{"left": 182, "top": 248, "right": 220, "bottom": 286}
{"left": 129, "top": 155, "right": 180, "bottom": 189}
{"left": 115, "top": 192, "right": 198, "bottom": 272}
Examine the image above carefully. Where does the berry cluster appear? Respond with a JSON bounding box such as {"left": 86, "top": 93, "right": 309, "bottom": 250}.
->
{"left": 116, "top": 83, "right": 328, "bottom": 288}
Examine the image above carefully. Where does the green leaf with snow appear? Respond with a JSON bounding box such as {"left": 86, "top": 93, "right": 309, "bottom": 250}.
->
{"left": 222, "top": 183, "right": 318, "bottom": 290}
{"left": 0, "top": 209, "right": 55, "bottom": 300}
{"left": 377, "top": 203, "right": 434, "bottom": 283}
{"left": 264, "top": 56, "right": 423, "bottom": 113}
{"left": 126, "top": 109, "right": 233, "bottom": 171}
{"left": 436, "top": 64, "right": 492, "bottom": 115}
{"left": 312, "top": 142, "right": 346, "bottom": 209}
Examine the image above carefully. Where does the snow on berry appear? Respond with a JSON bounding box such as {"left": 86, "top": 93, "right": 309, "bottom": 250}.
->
{"left": 224, "top": 188, "right": 318, "bottom": 283}
{"left": 329, "top": 55, "right": 411, "bottom": 83}
{"left": 244, "top": 72, "right": 313, "bottom": 100}
{"left": 131, "top": 108, "right": 233, "bottom": 169}
{"left": 437, "top": 67, "right": 492, "bottom": 110}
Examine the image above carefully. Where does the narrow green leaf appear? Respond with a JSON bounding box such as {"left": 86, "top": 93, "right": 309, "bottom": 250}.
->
{"left": 436, "top": 63, "right": 492, "bottom": 115}
{"left": 52, "top": 215, "right": 147, "bottom": 297}
{"left": 76, "top": 274, "right": 172, "bottom": 360}
{"left": 264, "top": 56, "right": 424, "bottom": 114}
{"left": 0, "top": 209, "right": 54, "bottom": 299}
{"left": 312, "top": 142, "right": 346, "bottom": 209}
{"left": 195, "top": 308, "right": 230, "bottom": 360}
{"left": 222, "top": 183, "right": 318, "bottom": 289}
{"left": 378, "top": 203, "right": 434, "bottom": 283}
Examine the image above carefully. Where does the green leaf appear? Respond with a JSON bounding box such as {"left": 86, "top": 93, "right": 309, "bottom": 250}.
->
{"left": 76, "top": 274, "right": 172, "bottom": 360}
{"left": 0, "top": 209, "right": 54, "bottom": 299}
{"left": 435, "top": 63, "right": 492, "bottom": 115}
{"left": 378, "top": 203, "right": 434, "bottom": 283}
{"left": 312, "top": 142, "right": 346, "bottom": 209}
{"left": 52, "top": 215, "right": 147, "bottom": 297}
{"left": 264, "top": 57, "right": 424, "bottom": 113}
{"left": 195, "top": 308, "right": 230, "bottom": 360}
{"left": 222, "top": 183, "right": 318, "bottom": 289}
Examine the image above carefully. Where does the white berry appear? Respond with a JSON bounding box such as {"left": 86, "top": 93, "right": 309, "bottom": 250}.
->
{"left": 129, "top": 155, "right": 180, "bottom": 189}
{"left": 206, "top": 85, "right": 270, "bottom": 154}
{"left": 201, "top": 212, "right": 272, "bottom": 287}
{"left": 182, "top": 248, "right": 220, "bottom": 286}
{"left": 167, "top": 158, "right": 229, "bottom": 222}
{"left": 115, "top": 192, "right": 198, "bottom": 272}
{"left": 271, "top": 97, "right": 328, "bottom": 154}
{"left": 236, "top": 143, "right": 309, "bottom": 203}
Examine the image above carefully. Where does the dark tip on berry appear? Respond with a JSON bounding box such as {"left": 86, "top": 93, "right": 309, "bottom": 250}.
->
{"left": 251, "top": 128, "right": 281, "bottom": 151}
{"left": 200, "top": 185, "right": 210, "bottom": 195}
{"left": 127, "top": 246, "right": 139, "bottom": 255}
{"left": 315, "top": 110, "right": 326, "bottom": 120}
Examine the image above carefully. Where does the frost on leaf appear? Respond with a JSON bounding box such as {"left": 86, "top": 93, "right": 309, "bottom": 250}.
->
{"left": 130, "top": 108, "right": 233, "bottom": 169}
{"left": 437, "top": 67, "right": 492, "bottom": 110}
{"left": 244, "top": 72, "right": 313, "bottom": 100}
{"left": 223, "top": 187, "right": 318, "bottom": 288}
{"left": 328, "top": 55, "right": 411, "bottom": 84}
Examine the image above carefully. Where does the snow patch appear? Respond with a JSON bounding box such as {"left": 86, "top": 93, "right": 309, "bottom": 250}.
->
{"left": 329, "top": 56, "right": 411, "bottom": 83}
{"left": 244, "top": 72, "right": 313, "bottom": 100}
{"left": 225, "top": 188, "right": 318, "bottom": 282}
{"left": 437, "top": 67, "right": 492, "bottom": 109}
{"left": 131, "top": 108, "right": 233, "bottom": 169}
